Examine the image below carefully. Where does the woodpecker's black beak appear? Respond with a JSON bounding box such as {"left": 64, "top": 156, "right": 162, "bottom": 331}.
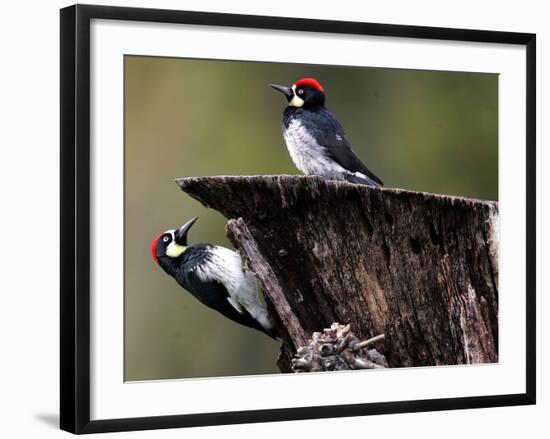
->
{"left": 270, "top": 83, "right": 293, "bottom": 100}
{"left": 175, "top": 216, "right": 198, "bottom": 245}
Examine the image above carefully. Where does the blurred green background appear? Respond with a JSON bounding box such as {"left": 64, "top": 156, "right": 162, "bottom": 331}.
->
{"left": 124, "top": 55, "right": 498, "bottom": 381}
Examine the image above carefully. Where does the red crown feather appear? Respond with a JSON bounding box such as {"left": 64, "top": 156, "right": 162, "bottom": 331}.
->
{"left": 294, "top": 78, "right": 324, "bottom": 92}
{"left": 151, "top": 233, "right": 162, "bottom": 264}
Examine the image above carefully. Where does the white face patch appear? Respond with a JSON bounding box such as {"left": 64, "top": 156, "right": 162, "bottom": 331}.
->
{"left": 165, "top": 230, "right": 187, "bottom": 258}
{"left": 289, "top": 84, "right": 304, "bottom": 108}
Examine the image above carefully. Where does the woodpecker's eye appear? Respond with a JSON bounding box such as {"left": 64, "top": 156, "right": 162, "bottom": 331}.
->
{"left": 297, "top": 88, "right": 304, "bottom": 95}
{"left": 163, "top": 236, "right": 170, "bottom": 243}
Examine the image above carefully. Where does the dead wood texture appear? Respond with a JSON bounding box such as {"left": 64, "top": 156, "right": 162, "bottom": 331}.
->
{"left": 292, "top": 323, "right": 388, "bottom": 372}
{"left": 176, "top": 175, "right": 499, "bottom": 371}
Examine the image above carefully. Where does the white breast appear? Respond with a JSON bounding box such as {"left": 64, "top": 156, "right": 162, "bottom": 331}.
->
{"left": 283, "top": 120, "right": 347, "bottom": 179}
{"left": 194, "top": 246, "right": 274, "bottom": 331}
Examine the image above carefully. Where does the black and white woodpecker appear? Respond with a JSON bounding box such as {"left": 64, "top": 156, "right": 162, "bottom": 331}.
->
{"left": 151, "top": 217, "right": 277, "bottom": 338}
{"left": 270, "top": 78, "right": 383, "bottom": 187}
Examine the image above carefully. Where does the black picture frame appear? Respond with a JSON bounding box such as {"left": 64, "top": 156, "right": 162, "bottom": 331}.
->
{"left": 60, "top": 4, "right": 536, "bottom": 434}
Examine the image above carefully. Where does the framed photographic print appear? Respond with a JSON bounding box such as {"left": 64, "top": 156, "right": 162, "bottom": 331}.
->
{"left": 60, "top": 4, "right": 536, "bottom": 434}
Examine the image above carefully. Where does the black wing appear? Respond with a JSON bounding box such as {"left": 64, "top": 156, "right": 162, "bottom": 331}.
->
{"left": 180, "top": 270, "right": 268, "bottom": 335}
{"left": 309, "top": 108, "right": 383, "bottom": 186}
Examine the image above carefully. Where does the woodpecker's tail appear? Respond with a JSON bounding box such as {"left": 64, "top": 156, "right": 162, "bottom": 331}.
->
{"left": 343, "top": 172, "right": 382, "bottom": 188}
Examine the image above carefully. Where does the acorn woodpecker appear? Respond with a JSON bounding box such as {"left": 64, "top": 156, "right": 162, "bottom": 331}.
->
{"left": 270, "top": 78, "right": 383, "bottom": 187}
{"left": 152, "top": 217, "right": 277, "bottom": 338}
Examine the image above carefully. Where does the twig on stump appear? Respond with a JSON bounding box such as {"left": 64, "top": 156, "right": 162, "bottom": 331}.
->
{"left": 291, "top": 323, "right": 387, "bottom": 372}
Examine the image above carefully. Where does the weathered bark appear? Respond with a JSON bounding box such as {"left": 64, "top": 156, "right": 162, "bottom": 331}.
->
{"left": 176, "top": 175, "right": 499, "bottom": 371}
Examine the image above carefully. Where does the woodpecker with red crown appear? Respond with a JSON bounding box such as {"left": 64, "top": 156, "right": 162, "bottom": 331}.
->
{"left": 152, "top": 217, "right": 277, "bottom": 339}
{"left": 270, "top": 78, "right": 383, "bottom": 187}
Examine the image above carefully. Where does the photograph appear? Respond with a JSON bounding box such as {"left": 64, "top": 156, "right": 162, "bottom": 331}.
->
{"left": 57, "top": 3, "right": 537, "bottom": 434}
{"left": 1, "top": 0, "right": 544, "bottom": 435}
{"left": 124, "top": 55, "right": 499, "bottom": 381}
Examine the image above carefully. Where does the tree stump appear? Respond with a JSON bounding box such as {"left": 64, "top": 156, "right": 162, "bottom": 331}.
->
{"left": 176, "top": 175, "right": 499, "bottom": 371}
